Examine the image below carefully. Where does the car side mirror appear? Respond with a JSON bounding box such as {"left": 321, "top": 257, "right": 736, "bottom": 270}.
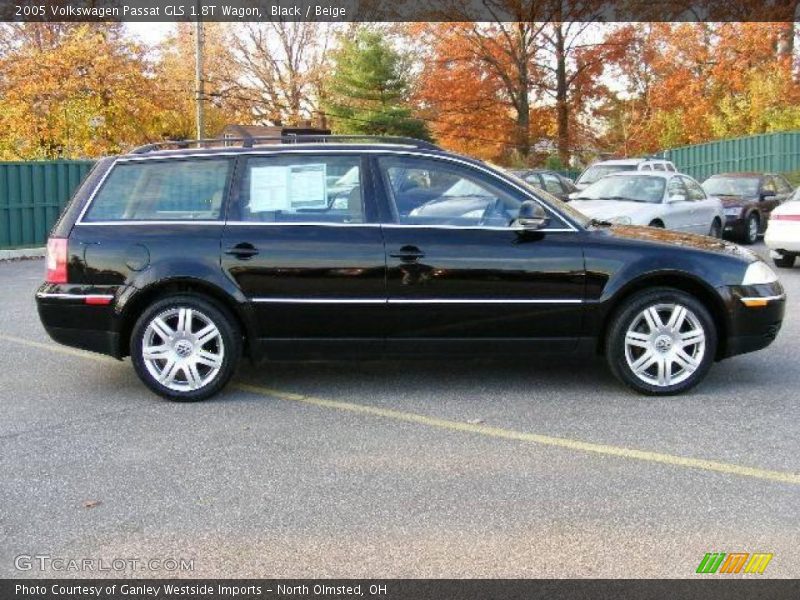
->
{"left": 515, "top": 200, "right": 550, "bottom": 229}
{"left": 760, "top": 190, "right": 776, "bottom": 200}
{"left": 668, "top": 193, "right": 686, "bottom": 202}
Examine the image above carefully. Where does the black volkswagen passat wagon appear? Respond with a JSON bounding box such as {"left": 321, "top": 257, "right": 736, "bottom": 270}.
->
{"left": 37, "top": 136, "right": 785, "bottom": 401}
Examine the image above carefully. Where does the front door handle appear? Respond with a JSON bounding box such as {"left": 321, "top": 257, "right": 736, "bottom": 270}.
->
{"left": 390, "top": 245, "right": 425, "bottom": 262}
{"left": 225, "top": 242, "right": 259, "bottom": 260}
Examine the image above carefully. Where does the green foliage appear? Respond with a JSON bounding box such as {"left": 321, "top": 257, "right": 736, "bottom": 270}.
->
{"left": 544, "top": 154, "right": 565, "bottom": 171}
{"left": 781, "top": 170, "right": 800, "bottom": 187}
{"left": 323, "top": 28, "right": 430, "bottom": 140}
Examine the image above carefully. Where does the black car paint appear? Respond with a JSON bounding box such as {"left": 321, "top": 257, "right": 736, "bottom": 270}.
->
{"left": 38, "top": 145, "right": 784, "bottom": 365}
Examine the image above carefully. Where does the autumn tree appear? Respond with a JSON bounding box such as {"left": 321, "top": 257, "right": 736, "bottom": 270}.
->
{"left": 597, "top": 22, "right": 800, "bottom": 156}
{"left": 227, "top": 21, "right": 334, "bottom": 126}
{"left": 323, "top": 28, "right": 429, "bottom": 139}
{"left": 150, "top": 23, "right": 245, "bottom": 140}
{"left": 0, "top": 23, "right": 157, "bottom": 159}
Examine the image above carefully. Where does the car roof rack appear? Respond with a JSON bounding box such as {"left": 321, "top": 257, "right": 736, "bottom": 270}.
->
{"left": 130, "top": 135, "right": 441, "bottom": 154}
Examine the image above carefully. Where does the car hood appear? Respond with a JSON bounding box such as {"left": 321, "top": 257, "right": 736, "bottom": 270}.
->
{"left": 570, "top": 199, "right": 655, "bottom": 221}
{"left": 600, "top": 224, "right": 760, "bottom": 262}
{"left": 715, "top": 194, "right": 756, "bottom": 208}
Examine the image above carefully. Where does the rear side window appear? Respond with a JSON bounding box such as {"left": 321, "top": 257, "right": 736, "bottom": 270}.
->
{"left": 236, "top": 155, "right": 364, "bottom": 224}
{"left": 83, "top": 159, "right": 231, "bottom": 222}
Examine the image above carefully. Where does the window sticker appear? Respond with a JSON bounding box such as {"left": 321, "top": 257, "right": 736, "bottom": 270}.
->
{"left": 248, "top": 163, "right": 328, "bottom": 213}
{"left": 249, "top": 166, "right": 290, "bottom": 212}
{"left": 288, "top": 163, "right": 327, "bottom": 209}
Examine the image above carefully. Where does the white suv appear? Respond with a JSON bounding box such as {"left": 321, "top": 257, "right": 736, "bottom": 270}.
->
{"left": 575, "top": 158, "right": 677, "bottom": 191}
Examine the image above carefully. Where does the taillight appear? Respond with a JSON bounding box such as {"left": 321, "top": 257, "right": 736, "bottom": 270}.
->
{"left": 45, "top": 238, "right": 68, "bottom": 283}
{"left": 771, "top": 213, "right": 800, "bottom": 221}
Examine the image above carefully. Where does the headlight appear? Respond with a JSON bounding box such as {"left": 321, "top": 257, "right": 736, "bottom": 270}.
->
{"left": 724, "top": 207, "right": 742, "bottom": 216}
{"left": 742, "top": 261, "right": 779, "bottom": 285}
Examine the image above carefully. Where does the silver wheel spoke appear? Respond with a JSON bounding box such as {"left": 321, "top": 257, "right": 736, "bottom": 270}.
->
{"left": 625, "top": 331, "right": 650, "bottom": 348}
{"left": 159, "top": 358, "right": 180, "bottom": 385}
{"left": 631, "top": 350, "right": 656, "bottom": 372}
{"left": 643, "top": 307, "right": 662, "bottom": 332}
{"left": 666, "top": 305, "right": 687, "bottom": 332}
{"left": 679, "top": 329, "right": 704, "bottom": 347}
{"left": 657, "top": 357, "right": 671, "bottom": 386}
{"left": 184, "top": 362, "right": 202, "bottom": 389}
{"left": 143, "top": 344, "right": 171, "bottom": 360}
{"left": 151, "top": 317, "right": 174, "bottom": 341}
{"left": 196, "top": 350, "right": 223, "bottom": 369}
{"left": 674, "top": 348, "right": 699, "bottom": 371}
{"left": 195, "top": 323, "right": 218, "bottom": 346}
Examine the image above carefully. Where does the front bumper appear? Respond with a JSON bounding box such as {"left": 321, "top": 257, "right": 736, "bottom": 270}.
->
{"left": 719, "top": 281, "right": 785, "bottom": 358}
{"left": 36, "top": 284, "right": 123, "bottom": 359}
{"left": 723, "top": 214, "right": 745, "bottom": 236}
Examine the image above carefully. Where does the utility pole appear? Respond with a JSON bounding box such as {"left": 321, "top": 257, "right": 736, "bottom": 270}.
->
{"left": 194, "top": 14, "right": 205, "bottom": 140}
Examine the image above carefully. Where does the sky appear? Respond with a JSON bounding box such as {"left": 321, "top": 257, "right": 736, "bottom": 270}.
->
{"left": 126, "top": 22, "right": 175, "bottom": 45}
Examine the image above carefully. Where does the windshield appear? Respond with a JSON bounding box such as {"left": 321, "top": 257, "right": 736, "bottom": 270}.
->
{"left": 702, "top": 176, "right": 760, "bottom": 197}
{"left": 577, "top": 164, "right": 637, "bottom": 186}
{"left": 497, "top": 166, "right": 591, "bottom": 227}
{"left": 575, "top": 175, "right": 665, "bottom": 203}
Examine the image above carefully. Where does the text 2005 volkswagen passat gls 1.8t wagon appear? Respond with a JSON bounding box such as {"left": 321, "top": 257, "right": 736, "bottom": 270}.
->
{"left": 36, "top": 136, "right": 785, "bottom": 401}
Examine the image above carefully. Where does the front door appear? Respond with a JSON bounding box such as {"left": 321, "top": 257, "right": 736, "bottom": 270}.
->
{"left": 374, "top": 154, "right": 586, "bottom": 355}
{"left": 221, "top": 153, "right": 386, "bottom": 357}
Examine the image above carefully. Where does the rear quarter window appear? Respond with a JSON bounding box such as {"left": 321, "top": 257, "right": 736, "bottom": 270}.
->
{"left": 82, "top": 159, "right": 232, "bottom": 222}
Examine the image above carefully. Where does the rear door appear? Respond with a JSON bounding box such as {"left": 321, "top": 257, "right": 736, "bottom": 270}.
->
{"left": 221, "top": 152, "right": 386, "bottom": 357}
{"left": 375, "top": 154, "right": 585, "bottom": 355}
{"left": 664, "top": 176, "right": 694, "bottom": 231}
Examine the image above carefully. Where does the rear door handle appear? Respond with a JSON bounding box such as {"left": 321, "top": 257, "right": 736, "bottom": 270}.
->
{"left": 390, "top": 245, "right": 425, "bottom": 261}
{"left": 225, "top": 243, "right": 259, "bottom": 259}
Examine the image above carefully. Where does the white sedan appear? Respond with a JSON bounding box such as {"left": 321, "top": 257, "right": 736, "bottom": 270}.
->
{"left": 569, "top": 172, "right": 725, "bottom": 237}
{"left": 765, "top": 193, "right": 800, "bottom": 268}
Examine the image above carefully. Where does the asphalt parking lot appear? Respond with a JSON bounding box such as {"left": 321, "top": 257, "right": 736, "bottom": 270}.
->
{"left": 1, "top": 244, "right": 798, "bottom": 578}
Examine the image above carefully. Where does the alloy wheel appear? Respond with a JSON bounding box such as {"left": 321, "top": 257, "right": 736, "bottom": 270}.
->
{"left": 747, "top": 215, "right": 759, "bottom": 242}
{"left": 141, "top": 307, "right": 225, "bottom": 392}
{"left": 624, "top": 303, "right": 706, "bottom": 387}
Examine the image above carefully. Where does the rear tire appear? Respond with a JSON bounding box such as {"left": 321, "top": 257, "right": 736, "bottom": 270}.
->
{"left": 130, "top": 295, "right": 241, "bottom": 401}
{"left": 773, "top": 253, "right": 796, "bottom": 269}
{"left": 740, "top": 213, "right": 759, "bottom": 245}
{"left": 605, "top": 288, "right": 717, "bottom": 395}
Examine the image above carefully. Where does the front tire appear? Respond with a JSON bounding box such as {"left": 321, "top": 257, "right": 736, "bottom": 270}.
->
{"left": 130, "top": 295, "right": 241, "bottom": 401}
{"left": 773, "top": 252, "right": 796, "bottom": 269}
{"left": 605, "top": 288, "right": 717, "bottom": 395}
{"left": 741, "top": 213, "right": 759, "bottom": 245}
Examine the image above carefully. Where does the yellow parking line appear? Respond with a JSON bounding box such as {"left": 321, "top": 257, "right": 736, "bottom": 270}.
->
{"left": 0, "top": 333, "right": 118, "bottom": 363}
{"left": 234, "top": 383, "right": 800, "bottom": 486}
{"left": 2, "top": 332, "right": 798, "bottom": 486}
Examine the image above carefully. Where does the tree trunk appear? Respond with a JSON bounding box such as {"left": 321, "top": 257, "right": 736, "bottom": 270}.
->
{"left": 514, "top": 23, "right": 530, "bottom": 157}
{"left": 555, "top": 24, "right": 570, "bottom": 166}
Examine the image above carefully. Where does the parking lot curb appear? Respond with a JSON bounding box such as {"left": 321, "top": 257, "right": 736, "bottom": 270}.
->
{"left": 0, "top": 247, "right": 45, "bottom": 261}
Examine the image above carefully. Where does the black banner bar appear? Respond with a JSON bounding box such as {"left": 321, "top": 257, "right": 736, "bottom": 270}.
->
{"left": 1, "top": 0, "right": 799, "bottom": 23}
{"left": 3, "top": 579, "right": 800, "bottom": 600}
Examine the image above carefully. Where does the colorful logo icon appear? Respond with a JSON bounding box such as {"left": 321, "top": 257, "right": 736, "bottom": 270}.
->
{"left": 696, "top": 552, "right": 773, "bottom": 574}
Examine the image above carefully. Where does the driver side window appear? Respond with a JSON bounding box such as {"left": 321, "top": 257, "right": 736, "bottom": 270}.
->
{"left": 378, "top": 156, "right": 523, "bottom": 227}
